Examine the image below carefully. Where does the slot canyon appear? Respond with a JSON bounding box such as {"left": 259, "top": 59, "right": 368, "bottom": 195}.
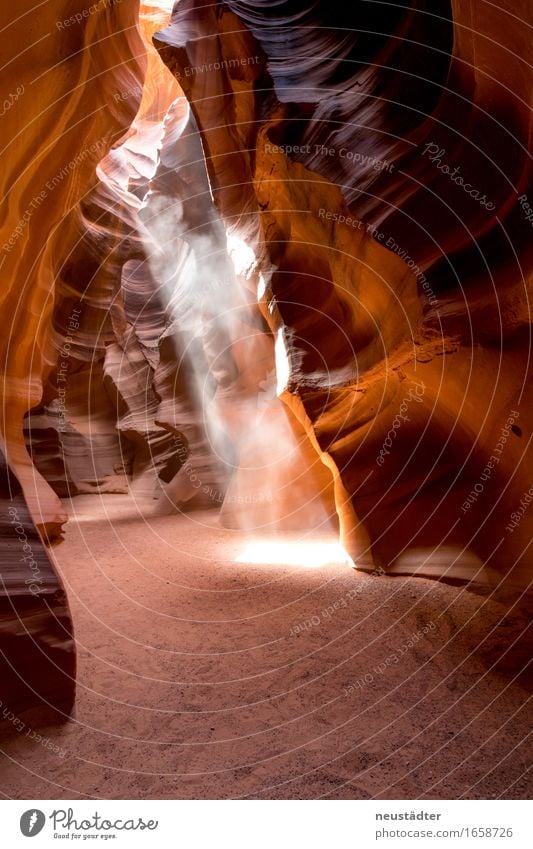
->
{"left": 0, "top": 0, "right": 531, "bottom": 801}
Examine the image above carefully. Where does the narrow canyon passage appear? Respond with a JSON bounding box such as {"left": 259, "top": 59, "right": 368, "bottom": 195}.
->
{"left": 0, "top": 494, "right": 529, "bottom": 800}
{"left": 0, "top": 0, "right": 531, "bottom": 814}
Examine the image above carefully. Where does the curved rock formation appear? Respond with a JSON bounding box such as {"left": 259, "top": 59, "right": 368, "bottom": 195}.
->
{"left": 0, "top": 0, "right": 531, "bottom": 594}
{"left": 0, "top": 0, "right": 147, "bottom": 537}
{"left": 154, "top": 0, "right": 533, "bottom": 588}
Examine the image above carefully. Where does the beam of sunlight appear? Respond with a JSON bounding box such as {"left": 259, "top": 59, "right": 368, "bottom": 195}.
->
{"left": 274, "top": 328, "right": 290, "bottom": 395}
{"left": 145, "top": 0, "right": 175, "bottom": 11}
{"left": 235, "top": 540, "right": 355, "bottom": 568}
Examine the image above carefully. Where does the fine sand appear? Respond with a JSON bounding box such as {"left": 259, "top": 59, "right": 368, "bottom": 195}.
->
{"left": 0, "top": 494, "right": 530, "bottom": 799}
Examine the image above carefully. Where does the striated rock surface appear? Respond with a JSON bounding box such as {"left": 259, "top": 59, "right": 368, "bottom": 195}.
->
{"left": 0, "top": 449, "right": 75, "bottom": 721}
{"left": 0, "top": 0, "right": 530, "bottom": 591}
{"left": 0, "top": 0, "right": 147, "bottom": 537}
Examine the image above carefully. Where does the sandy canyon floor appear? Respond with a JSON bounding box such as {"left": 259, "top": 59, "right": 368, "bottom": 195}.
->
{"left": 0, "top": 495, "right": 531, "bottom": 799}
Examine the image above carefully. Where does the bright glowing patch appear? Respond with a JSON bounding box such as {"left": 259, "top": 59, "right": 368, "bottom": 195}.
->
{"left": 151, "top": 0, "right": 175, "bottom": 10}
{"left": 226, "top": 233, "right": 256, "bottom": 277}
{"left": 236, "top": 540, "right": 354, "bottom": 568}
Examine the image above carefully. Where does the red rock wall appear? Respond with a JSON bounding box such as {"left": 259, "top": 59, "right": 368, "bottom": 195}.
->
{"left": 0, "top": 0, "right": 530, "bottom": 590}
{"left": 154, "top": 0, "right": 533, "bottom": 588}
